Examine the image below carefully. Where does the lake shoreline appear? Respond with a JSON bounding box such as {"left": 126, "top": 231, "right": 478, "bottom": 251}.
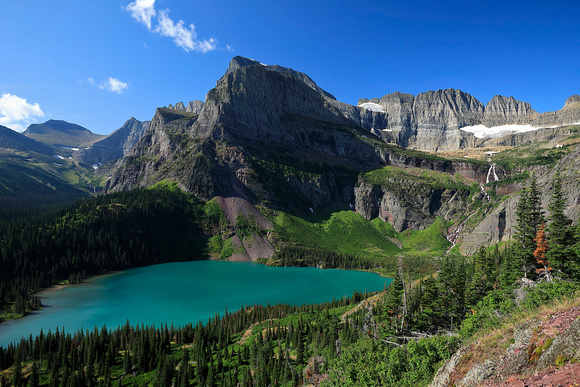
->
{"left": 0, "top": 260, "right": 390, "bottom": 348}
{"left": 1, "top": 260, "right": 389, "bottom": 327}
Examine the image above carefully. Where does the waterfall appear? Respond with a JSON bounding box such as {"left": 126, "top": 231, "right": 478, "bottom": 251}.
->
{"left": 486, "top": 163, "right": 499, "bottom": 184}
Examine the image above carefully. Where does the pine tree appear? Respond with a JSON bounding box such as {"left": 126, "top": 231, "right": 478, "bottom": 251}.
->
{"left": 28, "top": 361, "right": 40, "bottom": 387}
{"left": 382, "top": 270, "right": 404, "bottom": 334}
{"left": 467, "top": 245, "right": 490, "bottom": 306}
{"left": 546, "top": 171, "right": 575, "bottom": 275}
{"left": 124, "top": 350, "right": 132, "bottom": 375}
{"left": 514, "top": 175, "right": 545, "bottom": 278}
{"left": 11, "top": 353, "right": 23, "bottom": 387}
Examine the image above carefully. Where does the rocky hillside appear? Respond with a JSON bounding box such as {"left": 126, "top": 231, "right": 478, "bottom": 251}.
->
{"left": 459, "top": 136, "right": 580, "bottom": 254}
{"left": 431, "top": 290, "right": 580, "bottom": 387}
{"left": 106, "top": 57, "right": 493, "bottom": 218}
{"left": 76, "top": 117, "right": 150, "bottom": 166}
{"left": 357, "top": 92, "right": 580, "bottom": 151}
{"left": 105, "top": 56, "right": 580, "bottom": 254}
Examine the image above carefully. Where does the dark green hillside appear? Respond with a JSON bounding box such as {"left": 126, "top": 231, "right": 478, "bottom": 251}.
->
{"left": 0, "top": 187, "right": 209, "bottom": 319}
{"left": 0, "top": 157, "right": 89, "bottom": 213}
{"left": 0, "top": 125, "right": 53, "bottom": 155}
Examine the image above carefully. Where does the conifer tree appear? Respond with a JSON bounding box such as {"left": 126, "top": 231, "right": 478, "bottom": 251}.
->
{"left": 382, "top": 270, "right": 404, "bottom": 334}
{"left": 467, "top": 245, "right": 491, "bottom": 306}
{"left": 514, "top": 174, "right": 544, "bottom": 278}
{"left": 546, "top": 171, "right": 575, "bottom": 275}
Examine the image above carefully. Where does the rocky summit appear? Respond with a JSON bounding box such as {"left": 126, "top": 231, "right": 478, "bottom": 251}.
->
{"left": 357, "top": 91, "right": 580, "bottom": 151}
{"left": 104, "top": 56, "right": 580, "bottom": 253}
{"left": 106, "top": 56, "right": 494, "bottom": 214}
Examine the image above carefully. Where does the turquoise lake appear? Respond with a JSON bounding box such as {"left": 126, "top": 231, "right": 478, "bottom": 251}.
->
{"left": 0, "top": 260, "right": 390, "bottom": 347}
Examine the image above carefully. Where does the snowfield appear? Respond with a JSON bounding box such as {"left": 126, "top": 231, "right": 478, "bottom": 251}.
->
{"left": 359, "top": 102, "right": 385, "bottom": 113}
{"left": 460, "top": 124, "right": 542, "bottom": 139}
{"left": 461, "top": 121, "right": 580, "bottom": 139}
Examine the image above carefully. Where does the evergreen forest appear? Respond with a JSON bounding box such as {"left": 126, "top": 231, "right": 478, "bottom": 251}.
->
{"left": 1, "top": 173, "right": 580, "bottom": 386}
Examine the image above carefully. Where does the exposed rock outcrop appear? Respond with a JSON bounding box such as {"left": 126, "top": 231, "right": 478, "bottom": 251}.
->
{"left": 354, "top": 91, "right": 579, "bottom": 151}
{"left": 483, "top": 95, "right": 537, "bottom": 126}
{"left": 167, "top": 100, "right": 205, "bottom": 114}
{"left": 531, "top": 94, "right": 580, "bottom": 127}
{"left": 354, "top": 180, "right": 470, "bottom": 231}
{"left": 107, "top": 57, "right": 493, "bottom": 218}
{"left": 77, "top": 118, "right": 150, "bottom": 165}
{"left": 460, "top": 144, "right": 580, "bottom": 254}
{"left": 430, "top": 302, "right": 580, "bottom": 386}
{"left": 355, "top": 89, "right": 484, "bottom": 151}
{"left": 186, "top": 100, "right": 204, "bottom": 113}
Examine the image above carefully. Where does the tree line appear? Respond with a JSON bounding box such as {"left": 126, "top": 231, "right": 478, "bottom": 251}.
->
{"left": 1, "top": 172, "right": 579, "bottom": 385}
{"left": 0, "top": 188, "right": 211, "bottom": 319}
{"left": 379, "top": 172, "right": 580, "bottom": 338}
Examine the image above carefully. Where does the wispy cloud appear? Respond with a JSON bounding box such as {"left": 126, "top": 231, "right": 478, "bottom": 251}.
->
{"left": 125, "top": 1, "right": 217, "bottom": 53}
{"left": 155, "top": 9, "right": 216, "bottom": 53}
{"left": 126, "top": 0, "right": 156, "bottom": 30}
{"left": 0, "top": 93, "right": 45, "bottom": 132}
{"left": 88, "top": 77, "right": 129, "bottom": 94}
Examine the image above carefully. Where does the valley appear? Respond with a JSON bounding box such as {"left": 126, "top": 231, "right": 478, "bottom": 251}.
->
{"left": 1, "top": 56, "right": 580, "bottom": 386}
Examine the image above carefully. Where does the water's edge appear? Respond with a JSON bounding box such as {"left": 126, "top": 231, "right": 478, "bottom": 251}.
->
{"left": 0, "top": 260, "right": 390, "bottom": 347}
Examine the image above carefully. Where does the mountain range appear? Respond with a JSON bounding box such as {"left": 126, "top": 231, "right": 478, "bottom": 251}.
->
{"left": 2, "top": 55, "right": 580, "bottom": 252}
{"left": 2, "top": 56, "right": 580, "bottom": 385}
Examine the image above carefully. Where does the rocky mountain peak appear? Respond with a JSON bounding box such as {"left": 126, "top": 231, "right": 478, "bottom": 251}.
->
{"left": 219, "top": 56, "right": 335, "bottom": 100}
{"left": 564, "top": 95, "right": 580, "bottom": 109}
{"left": 186, "top": 100, "right": 204, "bottom": 114}
{"left": 225, "top": 56, "right": 263, "bottom": 74}
{"left": 166, "top": 100, "right": 205, "bottom": 114}
{"left": 482, "top": 95, "right": 537, "bottom": 126}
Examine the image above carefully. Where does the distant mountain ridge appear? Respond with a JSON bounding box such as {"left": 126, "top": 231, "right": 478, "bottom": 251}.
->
{"left": 76, "top": 118, "right": 150, "bottom": 165}
{"left": 0, "top": 125, "right": 53, "bottom": 155}
{"left": 356, "top": 92, "right": 580, "bottom": 151}
{"left": 23, "top": 119, "right": 106, "bottom": 148}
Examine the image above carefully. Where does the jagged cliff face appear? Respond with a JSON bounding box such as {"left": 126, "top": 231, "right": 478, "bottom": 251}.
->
{"left": 531, "top": 94, "right": 580, "bottom": 127}
{"left": 106, "top": 56, "right": 579, "bottom": 242}
{"left": 483, "top": 95, "right": 537, "bottom": 126}
{"left": 167, "top": 100, "right": 205, "bottom": 114}
{"left": 107, "top": 57, "right": 490, "bottom": 218}
{"left": 412, "top": 89, "right": 484, "bottom": 151}
{"left": 355, "top": 91, "right": 580, "bottom": 151}
{"left": 356, "top": 89, "right": 484, "bottom": 151}
{"left": 77, "top": 118, "right": 150, "bottom": 165}
{"left": 107, "top": 60, "right": 388, "bottom": 209}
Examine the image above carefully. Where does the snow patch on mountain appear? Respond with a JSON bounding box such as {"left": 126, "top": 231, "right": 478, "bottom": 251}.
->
{"left": 359, "top": 102, "right": 385, "bottom": 113}
{"left": 460, "top": 124, "right": 540, "bottom": 139}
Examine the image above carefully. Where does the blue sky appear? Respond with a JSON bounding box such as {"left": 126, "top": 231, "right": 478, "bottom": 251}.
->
{"left": 1, "top": 0, "right": 578, "bottom": 134}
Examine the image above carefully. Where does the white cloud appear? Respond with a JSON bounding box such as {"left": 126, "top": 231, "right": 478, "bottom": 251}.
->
{"left": 126, "top": 0, "right": 156, "bottom": 30}
{"left": 126, "top": 2, "right": 217, "bottom": 53}
{"left": 155, "top": 9, "right": 217, "bottom": 53}
{"left": 98, "top": 77, "right": 129, "bottom": 94}
{"left": 0, "top": 93, "right": 45, "bottom": 132}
